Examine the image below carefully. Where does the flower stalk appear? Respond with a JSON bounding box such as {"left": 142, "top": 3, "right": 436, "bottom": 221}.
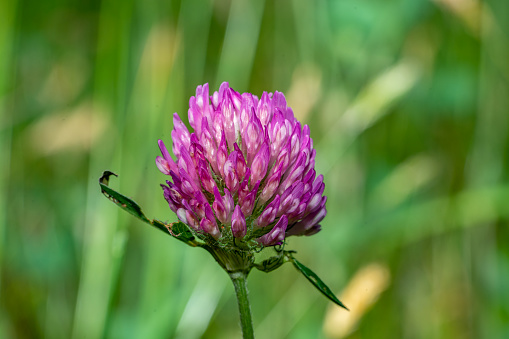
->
{"left": 230, "top": 271, "right": 254, "bottom": 339}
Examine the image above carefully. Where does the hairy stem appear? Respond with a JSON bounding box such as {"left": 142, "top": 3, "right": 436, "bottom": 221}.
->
{"left": 229, "top": 271, "right": 254, "bottom": 339}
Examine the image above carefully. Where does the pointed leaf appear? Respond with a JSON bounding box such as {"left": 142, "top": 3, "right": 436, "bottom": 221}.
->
{"left": 99, "top": 172, "right": 151, "bottom": 224}
{"left": 99, "top": 171, "right": 197, "bottom": 246}
{"left": 291, "top": 257, "right": 349, "bottom": 310}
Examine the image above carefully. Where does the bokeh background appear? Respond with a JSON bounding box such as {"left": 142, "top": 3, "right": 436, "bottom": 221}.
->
{"left": 1, "top": 0, "right": 508, "bottom": 338}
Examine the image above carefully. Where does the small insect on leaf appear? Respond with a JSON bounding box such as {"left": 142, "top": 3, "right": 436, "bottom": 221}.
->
{"left": 99, "top": 171, "right": 117, "bottom": 185}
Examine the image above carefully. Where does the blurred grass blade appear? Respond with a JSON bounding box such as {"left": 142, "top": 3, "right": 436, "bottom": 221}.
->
{"left": 290, "top": 256, "right": 349, "bottom": 310}
{"left": 216, "top": 0, "right": 265, "bottom": 89}
{"left": 99, "top": 171, "right": 196, "bottom": 246}
{"left": 317, "top": 60, "right": 421, "bottom": 175}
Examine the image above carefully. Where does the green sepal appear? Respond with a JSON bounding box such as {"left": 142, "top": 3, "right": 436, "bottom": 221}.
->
{"left": 99, "top": 171, "right": 197, "bottom": 247}
{"left": 289, "top": 255, "right": 349, "bottom": 310}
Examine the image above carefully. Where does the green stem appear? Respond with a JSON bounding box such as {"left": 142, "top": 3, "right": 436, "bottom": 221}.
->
{"left": 229, "top": 271, "right": 254, "bottom": 339}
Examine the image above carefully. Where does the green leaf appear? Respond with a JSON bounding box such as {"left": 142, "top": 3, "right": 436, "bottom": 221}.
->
{"left": 290, "top": 256, "right": 349, "bottom": 310}
{"left": 254, "top": 253, "right": 286, "bottom": 273}
{"left": 99, "top": 171, "right": 197, "bottom": 246}
{"left": 99, "top": 172, "right": 151, "bottom": 223}
{"left": 153, "top": 219, "right": 197, "bottom": 246}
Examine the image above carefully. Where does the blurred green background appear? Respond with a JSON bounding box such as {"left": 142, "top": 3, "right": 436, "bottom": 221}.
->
{"left": 1, "top": 0, "right": 508, "bottom": 338}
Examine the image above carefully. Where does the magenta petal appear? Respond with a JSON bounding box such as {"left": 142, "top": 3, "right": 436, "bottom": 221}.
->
{"left": 238, "top": 168, "right": 251, "bottom": 202}
{"left": 161, "top": 184, "right": 180, "bottom": 213}
{"left": 272, "top": 91, "right": 288, "bottom": 112}
{"left": 278, "top": 181, "right": 304, "bottom": 217}
{"left": 231, "top": 205, "right": 246, "bottom": 238}
{"left": 278, "top": 151, "right": 306, "bottom": 195}
{"left": 255, "top": 195, "right": 280, "bottom": 229}
{"left": 222, "top": 89, "right": 237, "bottom": 149}
{"left": 178, "top": 145, "right": 199, "bottom": 186}
{"left": 268, "top": 143, "right": 291, "bottom": 179}
{"left": 198, "top": 160, "right": 216, "bottom": 194}
{"left": 173, "top": 113, "right": 191, "bottom": 147}
{"left": 243, "top": 111, "right": 264, "bottom": 166}
{"left": 268, "top": 111, "right": 290, "bottom": 164}
{"left": 239, "top": 94, "right": 254, "bottom": 132}
{"left": 305, "top": 187, "right": 325, "bottom": 215}
{"left": 158, "top": 139, "right": 171, "bottom": 161}
{"left": 189, "top": 138, "right": 205, "bottom": 165}
{"left": 157, "top": 140, "right": 179, "bottom": 174}
{"left": 224, "top": 152, "right": 239, "bottom": 192}
{"left": 286, "top": 206, "right": 327, "bottom": 236}
{"left": 259, "top": 164, "right": 283, "bottom": 205}
{"left": 156, "top": 156, "right": 171, "bottom": 175}
{"left": 223, "top": 188, "right": 234, "bottom": 222}
{"left": 213, "top": 186, "right": 228, "bottom": 224}
{"left": 250, "top": 142, "right": 270, "bottom": 188}
{"left": 288, "top": 122, "right": 302, "bottom": 163}
{"left": 200, "top": 218, "right": 220, "bottom": 239}
{"left": 188, "top": 98, "right": 202, "bottom": 134}
{"left": 240, "top": 179, "right": 260, "bottom": 217}
{"left": 234, "top": 143, "right": 247, "bottom": 181}
{"left": 185, "top": 210, "right": 199, "bottom": 230}
{"left": 176, "top": 208, "right": 188, "bottom": 224}
{"left": 257, "top": 215, "right": 288, "bottom": 246}
{"left": 212, "top": 111, "right": 225, "bottom": 146}
{"left": 201, "top": 204, "right": 221, "bottom": 239}
{"left": 256, "top": 91, "right": 273, "bottom": 126}
{"left": 216, "top": 132, "right": 228, "bottom": 178}
{"left": 199, "top": 122, "right": 218, "bottom": 173}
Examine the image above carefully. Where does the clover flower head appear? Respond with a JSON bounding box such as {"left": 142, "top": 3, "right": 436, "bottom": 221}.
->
{"left": 156, "top": 82, "right": 326, "bottom": 249}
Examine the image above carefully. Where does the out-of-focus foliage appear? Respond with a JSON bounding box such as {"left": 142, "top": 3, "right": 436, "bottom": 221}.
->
{"left": 1, "top": 0, "right": 508, "bottom": 338}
